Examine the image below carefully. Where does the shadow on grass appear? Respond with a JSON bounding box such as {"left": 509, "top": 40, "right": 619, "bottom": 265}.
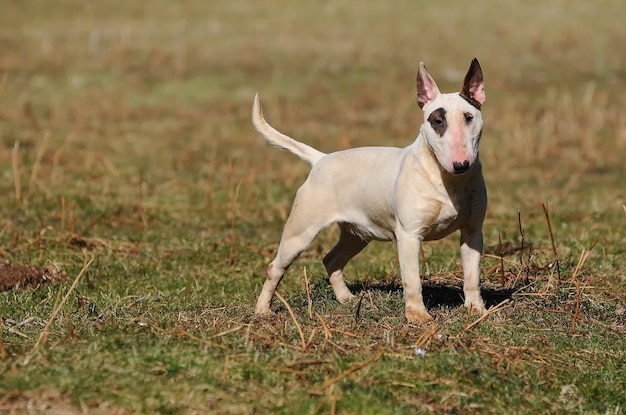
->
{"left": 347, "top": 281, "right": 515, "bottom": 310}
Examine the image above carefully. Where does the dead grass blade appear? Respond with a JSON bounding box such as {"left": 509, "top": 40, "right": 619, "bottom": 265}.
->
{"left": 305, "top": 329, "right": 317, "bottom": 349}
{"left": 463, "top": 299, "right": 511, "bottom": 333}
{"left": 312, "top": 348, "right": 385, "bottom": 394}
{"left": 221, "top": 354, "right": 230, "bottom": 381}
{"left": 0, "top": 313, "right": 6, "bottom": 359}
{"left": 498, "top": 233, "right": 506, "bottom": 286}
{"left": 327, "top": 385, "right": 338, "bottom": 415}
{"left": 274, "top": 291, "right": 306, "bottom": 350}
{"left": 28, "top": 131, "right": 50, "bottom": 193}
{"left": 542, "top": 203, "right": 561, "bottom": 281}
{"left": 136, "top": 172, "right": 148, "bottom": 230}
{"left": 209, "top": 325, "right": 245, "bottom": 340}
{"left": 517, "top": 210, "right": 525, "bottom": 267}
{"left": 414, "top": 323, "right": 440, "bottom": 349}
{"left": 571, "top": 249, "right": 591, "bottom": 334}
{"left": 386, "top": 257, "right": 399, "bottom": 283}
{"left": 176, "top": 326, "right": 245, "bottom": 346}
{"left": 355, "top": 287, "right": 367, "bottom": 323}
{"left": 315, "top": 312, "right": 333, "bottom": 340}
{"left": 570, "top": 249, "right": 590, "bottom": 283}
{"left": 12, "top": 141, "right": 22, "bottom": 205}
{"left": 303, "top": 267, "right": 313, "bottom": 320}
{"left": 69, "top": 200, "right": 76, "bottom": 234}
{"left": 24, "top": 256, "right": 95, "bottom": 365}
{"left": 60, "top": 196, "right": 66, "bottom": 232}
{"left": 310, "top": 384, "right": 341, "bottom": 415}
{"left": 385, "top": 258, "right": 399, "bottom": 298}
{"left": 227, "top": 158, "right": 242, "bottom": 267}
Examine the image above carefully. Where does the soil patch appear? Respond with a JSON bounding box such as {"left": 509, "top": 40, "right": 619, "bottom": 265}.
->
{"left": 0, "top": 389, "right": 130, "bottom": 415}
{"left": 0, "top": 262, "right": 65, "bottom": 292}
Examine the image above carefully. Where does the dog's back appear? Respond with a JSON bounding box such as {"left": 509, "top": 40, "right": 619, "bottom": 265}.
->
{"left": 304, "top": 146, "right": 408, "bottom": 241}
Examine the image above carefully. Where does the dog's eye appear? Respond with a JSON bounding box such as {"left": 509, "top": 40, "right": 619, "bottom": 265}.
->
{"left": 464, "top": 113, "right": 474, "bottom": 123}
{"left": 433, "top": 117, "right": 444, "bottom": 126}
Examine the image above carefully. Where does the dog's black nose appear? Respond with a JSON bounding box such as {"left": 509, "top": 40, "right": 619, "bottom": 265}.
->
{"left": 453, "top": 160, "right": 470, "bottom": 173}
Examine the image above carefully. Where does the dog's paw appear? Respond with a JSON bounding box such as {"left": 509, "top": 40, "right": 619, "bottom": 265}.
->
{"left": 336, "top": 292, "right": 356, "bottom": 304}
{"left": 252, "top": 309, "right": 276, "bottom": 322}
{"left": 254, "top": 303, "right": 274, "bottom": 315}
{"left": 464, "top": 297, "right": 486, "bottom": 314}
{"left": 405, "top": 307, "right": 434, "bottom": 323}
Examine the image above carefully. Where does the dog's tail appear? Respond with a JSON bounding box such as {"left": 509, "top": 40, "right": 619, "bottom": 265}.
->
{"left": 252, "top": 93, "right": 326, "bottom": 166}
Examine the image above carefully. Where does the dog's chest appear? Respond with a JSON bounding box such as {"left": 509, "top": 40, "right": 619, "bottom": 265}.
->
{"left": 422, "top": 187, "right": 475, "bottom": 241}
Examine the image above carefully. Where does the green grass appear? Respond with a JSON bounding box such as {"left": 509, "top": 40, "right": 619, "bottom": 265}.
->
{"left": 1, "top": 0, "right": 625, "bottom": 413}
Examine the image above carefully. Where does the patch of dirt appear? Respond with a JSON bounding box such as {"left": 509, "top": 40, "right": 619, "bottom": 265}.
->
{"left": 0, "top": 389, "right": 130, "bottom": 415}
{"left": 0, "top": 262, "right": 65, "bottom": 292}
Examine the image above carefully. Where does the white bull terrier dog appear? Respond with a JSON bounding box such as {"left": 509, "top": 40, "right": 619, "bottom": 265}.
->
{"left": 252, "top": 58, "right": 487, "bottom": 323}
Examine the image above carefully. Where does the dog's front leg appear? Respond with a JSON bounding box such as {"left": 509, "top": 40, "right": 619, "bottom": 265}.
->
{"left": 460, "top": 227, "right": 486, "bottom": 314}
{"left": 396, "top": 231, "right": 434, "bottom": 323}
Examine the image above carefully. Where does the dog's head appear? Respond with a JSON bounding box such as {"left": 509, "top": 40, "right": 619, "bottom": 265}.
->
{"left": 417, "top": 58, "right": 486, "bottom": 175}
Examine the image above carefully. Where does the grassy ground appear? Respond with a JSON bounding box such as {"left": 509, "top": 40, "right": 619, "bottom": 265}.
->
{"left": 1, "top": 0, "right": 625, "bottom": 413}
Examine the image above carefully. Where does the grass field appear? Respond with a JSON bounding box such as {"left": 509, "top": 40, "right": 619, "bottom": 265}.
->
{"left": 1, "top": 1, "right": 625, "bottom": 413}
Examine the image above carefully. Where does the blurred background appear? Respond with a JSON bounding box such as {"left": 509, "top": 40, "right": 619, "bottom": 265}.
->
{"left": 1, "top": 2, "right": 625, "bottom": 413}
{"left": 1, "top": 0, "right": 624, "bottom": 221}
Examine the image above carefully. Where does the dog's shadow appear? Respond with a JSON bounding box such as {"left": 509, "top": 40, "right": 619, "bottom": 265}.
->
{"left": 348, "top": 280, "right": 514, "bottom": 310}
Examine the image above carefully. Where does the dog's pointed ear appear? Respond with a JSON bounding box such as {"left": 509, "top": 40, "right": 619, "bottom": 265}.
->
{"left": 416, "top": 62, "right": 441, "bottom": 109}
{"left": 460, "top": 58, "right": 485, "bottom": 108}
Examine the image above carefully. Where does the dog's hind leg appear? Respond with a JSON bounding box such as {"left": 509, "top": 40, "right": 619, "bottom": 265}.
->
{"left": 323, "top": 225, "right": 369, "bottom": 302}
{"left": 255, "top": 189, "right": 330, "bottom": 315}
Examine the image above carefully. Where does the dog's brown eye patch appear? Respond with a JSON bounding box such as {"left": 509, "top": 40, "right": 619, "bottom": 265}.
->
{"left": 428, "top": 108, "right": 447, "bottom": 136}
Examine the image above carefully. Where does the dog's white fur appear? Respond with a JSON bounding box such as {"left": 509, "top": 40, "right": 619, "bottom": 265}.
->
{"left": 252, "top": 59, "right": 487, "bottom": 323}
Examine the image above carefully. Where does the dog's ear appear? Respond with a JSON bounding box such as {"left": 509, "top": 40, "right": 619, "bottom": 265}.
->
{"left": 460, "top": 58, "right": 485, "bottom": 109}
{"left": 416, "top": 62, "right": 441, "bottom": 109}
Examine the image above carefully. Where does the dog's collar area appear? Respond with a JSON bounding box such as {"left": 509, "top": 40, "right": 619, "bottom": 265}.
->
{"left": 458, "top": 93, "right": 482, "bottom": 110}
